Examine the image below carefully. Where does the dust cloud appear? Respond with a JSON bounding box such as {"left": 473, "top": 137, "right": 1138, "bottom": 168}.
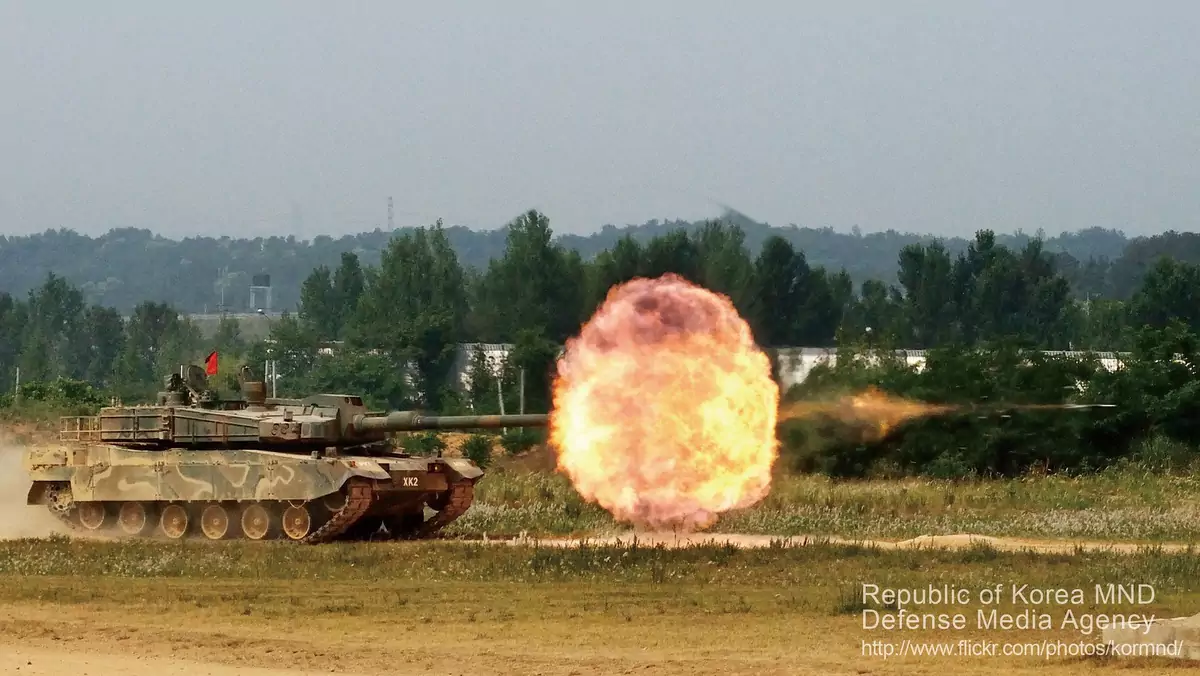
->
{"left": 0, "top": 429, "right": 70, "bottom": 540}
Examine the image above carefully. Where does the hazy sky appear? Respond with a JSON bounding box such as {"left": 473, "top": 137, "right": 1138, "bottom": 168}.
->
{"left": 2, "top": 1, "right": 1198, "bottom": 239}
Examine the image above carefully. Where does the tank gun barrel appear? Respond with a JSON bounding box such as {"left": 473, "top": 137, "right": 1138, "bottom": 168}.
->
{"left": 352, "top": 411, "right": 549, "bottom": 434}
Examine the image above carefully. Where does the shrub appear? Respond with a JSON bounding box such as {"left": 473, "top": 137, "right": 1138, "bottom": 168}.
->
{"left": 461, "top": 434, "right": 493, "bottom": 469}
{"left": 400, "top": 432, "right": 447, "bottom": 457}
{"left": 500, "top": 428, "right": 542, "bottom": 456}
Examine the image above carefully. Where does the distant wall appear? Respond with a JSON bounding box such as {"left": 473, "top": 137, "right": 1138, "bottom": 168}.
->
{"left": 190, "top": 313, "right": 280, "bottom": 341}
{"left": 450, "top": 343, "right": 514, "bottom": 392}
{"left": 770, "top": 347, "right": 1127, "bottom": 391}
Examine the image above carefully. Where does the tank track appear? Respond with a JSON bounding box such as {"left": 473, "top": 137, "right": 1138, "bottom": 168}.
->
{"left": 417, "top": 480, "right": 474, "bottom": 537}
{"left": 43, "top": 485, "right": 83, "bottom": 533}
{"left": 49, "top": 507, "right": 83, "bottom": 533}
{"left": 302, "top": 477, "right": 374, "bottom": 544}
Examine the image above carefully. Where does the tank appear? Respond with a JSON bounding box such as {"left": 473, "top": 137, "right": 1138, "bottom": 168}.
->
{"left": 21, "top": 363, "right": 547, "bottom": 543}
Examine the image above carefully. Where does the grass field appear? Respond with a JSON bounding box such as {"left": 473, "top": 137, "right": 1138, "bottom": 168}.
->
{"left": 0, "top": 538, "right": 1196, "bottom": 674}
{"left": 451, "top": 459, "right": 1200, "bottom": 542}
{"left": 7, "top": 425, "right": 1200, "bottom": 673}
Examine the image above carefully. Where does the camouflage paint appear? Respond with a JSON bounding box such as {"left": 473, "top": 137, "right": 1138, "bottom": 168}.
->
{"left": 24, "top": 443, "right": 482, "bottom": 504}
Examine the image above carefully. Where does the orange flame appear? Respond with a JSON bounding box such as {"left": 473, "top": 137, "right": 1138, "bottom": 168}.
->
{"left": 781, "top": 386, "right": 956, "bottom": 441}
{"left": 549, "top": 274, "right": 780, "bottom": 531}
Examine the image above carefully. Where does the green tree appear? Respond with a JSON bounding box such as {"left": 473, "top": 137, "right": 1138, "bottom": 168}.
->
{"left": 349, "top": 222, "right": 468, "bottom": 409}
{"left": 586, "top": 235, "right": 644, "bottom": 315}
{"left": 692, "top": 221, "right": 754, "bottom": 310}
{"left": 841, "top": 279, "right": 906, "bottom": 346}
{"left": 1075, "top": 298, "right": 1131, "bottom": 350}
{"left": 746, "top": 236, "right": 843, "bottom": 347}
{"left": 82, "top": 306, "right": 126, "bottom": 387}
{"left": 1129, "top": 258, "right": 1200, "bottom": 332}
{"left": 18, "top": 273, "right": 88, "bottom": 382}
{"left": 0, "top": 293, "right": 22, "bottom": 390}
{"left": 298, "top": 265, "right": 339, "bottom": 340}
{"left": 641, "top": 229, "right": 700, "bottom": 283}
{"left": 116, "top": 301, "right": 194, "bottom": 396}
{"left": 307, "top": 348, "right": 412, "bottom": 409}
{"left": 248, "top": 311, "right": 321, "bottom": 396}
{"left": 332, "top": 251, "right": 365, "bottom": 334}
{"left": 213, "top": 314, "right": 247, "bottom": 359}
{"left": 896, "top": 241, "right": 957, "bottom": 347}
{"left": 472, "top": 209, "right": 585, "bottom": 344}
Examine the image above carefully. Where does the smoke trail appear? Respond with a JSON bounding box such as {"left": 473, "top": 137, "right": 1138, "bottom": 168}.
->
{"left": 780, "top": 386, "right": 955, "bottom": 442}
{"left": 780, "top": 386, "right": 1114, "bottom": 444}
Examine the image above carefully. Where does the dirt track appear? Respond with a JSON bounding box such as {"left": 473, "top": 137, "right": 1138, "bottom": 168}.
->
{"left": 472, "top": 530, "right": 1199, "bottom": 554}
{"left": 0, "top": 644, "right": 341, "bottom": 676}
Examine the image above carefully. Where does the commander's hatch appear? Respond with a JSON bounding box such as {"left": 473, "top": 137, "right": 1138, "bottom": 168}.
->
{"left": 182, "top": 364, "right": 212, "bottom": 403}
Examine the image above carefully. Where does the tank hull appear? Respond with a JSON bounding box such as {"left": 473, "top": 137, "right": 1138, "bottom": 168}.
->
{"left": 23, "top": 442, "right": 483, "bottom": 542}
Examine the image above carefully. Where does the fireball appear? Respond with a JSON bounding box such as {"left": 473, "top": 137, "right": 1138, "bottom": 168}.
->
{"left": 844, "top": 386, "right": 956, "bottom": 440}
{"left": 548, "top": 274, "right": 779, "bottom": 530}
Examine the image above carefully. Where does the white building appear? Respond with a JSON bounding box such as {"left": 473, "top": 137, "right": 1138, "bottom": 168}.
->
{"left": 277, "top": 341, "right": 1130, "bottom": 396}
{"left": 450, "top": 343, "right": 518, "bottom": 391}
{"left": 769, "top": 347, "right": 1127, "bottom": 390}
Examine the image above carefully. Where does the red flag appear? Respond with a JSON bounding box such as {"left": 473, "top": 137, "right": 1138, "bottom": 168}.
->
{"left": 204, "top": 351, "right": 218, "bottom": 376}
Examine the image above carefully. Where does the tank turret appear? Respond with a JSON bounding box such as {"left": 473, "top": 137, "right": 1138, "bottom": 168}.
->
{"left": 87, "top": 364, "right": 546, "bottom": 453}
{"left": 23, "top": 361, "right": 546, "bottom": 544}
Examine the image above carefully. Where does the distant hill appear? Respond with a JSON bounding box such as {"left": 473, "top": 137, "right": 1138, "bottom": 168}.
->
{"left": 0, "top": 211, "right": 1168, "bottom": 313}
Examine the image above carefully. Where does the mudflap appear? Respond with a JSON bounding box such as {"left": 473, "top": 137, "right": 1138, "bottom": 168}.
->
{"left": 440, "top": 457, "right": 484, "bottom": 482}
{"left": 26, "top": 482, "right": 50, "bottom": 506}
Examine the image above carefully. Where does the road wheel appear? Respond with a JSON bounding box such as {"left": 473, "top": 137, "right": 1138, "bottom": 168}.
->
{"left": 200, "top": 503, "right": 232, "bottom": 540}
{"left": 159, "top": 504, "right": 190, "bottom": 539}
{"left": 77, "top": 503, "right": 108, "bottom": 531}
{"left": 240, "top": 503, "right": 272, "bottom": 540}
{"left": 281, "top": 504, "right": 313, "bottom": 540}
{"left": 117, "top": 502, "right": 152, "bottom": 536}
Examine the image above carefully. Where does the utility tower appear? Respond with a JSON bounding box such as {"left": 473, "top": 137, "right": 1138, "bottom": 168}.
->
{"left": 216, "top": 266, "right": 229, "bottom": 313}
{"left": 250, "top": 274, "right": 273, "bottom": 313}
{"left": 388, "top": 196, "right": 394, "bottom": 230}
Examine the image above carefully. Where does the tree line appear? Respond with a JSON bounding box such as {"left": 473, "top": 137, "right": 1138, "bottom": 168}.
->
{"left": 265, "top": 211, "right": 1192, "bottom": 411}
{"left": 2, "top": 212, "right": 1196, "bottom": 314}
{"left": 4, "top": 209, "right": 1200, "bottom": 478}
{"left": 2, "top": 210, "right": 1195, "bottom": 405}
{"left": 782, "top": 321, "right": 1200, "bottom": 479}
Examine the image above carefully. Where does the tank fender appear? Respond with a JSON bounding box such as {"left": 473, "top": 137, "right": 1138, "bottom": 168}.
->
{"left": 26, "top": 482, "right": 51, "bottom": 506}
{"left": 23, "top": 465, "right": 74, "bottom": 482}
{"left": 339, "top": 459, "right": 391, "bottom": 481}
{"left": 441, "top": 458, "right": 484, "bottom": 481}
{"left": 21, "top": 447, "right": 73, "bottom": 482}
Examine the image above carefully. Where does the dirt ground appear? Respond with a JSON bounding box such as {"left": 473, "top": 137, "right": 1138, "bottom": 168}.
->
{"left": 0, "top": 597, "right": 1188, "bottom": 676}
{"left": 0, "top": 540, "right": 1194, "bottom": 676}
{"left": 0, "top": 551, "right": 1194, "bottom": 676}
{"left": 0, "top": 644, "right": 333, "bottom": 676}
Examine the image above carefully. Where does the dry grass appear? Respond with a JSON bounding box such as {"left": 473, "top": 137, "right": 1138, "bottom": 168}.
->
{"left": 453, "top": 456, "right": 1200, "bottom": 541}
{"left": 0, "top": 538, "right": 1197, "bottom": 674}
{"left": 7, "top": 422, "right": 1200, "bottom": 671}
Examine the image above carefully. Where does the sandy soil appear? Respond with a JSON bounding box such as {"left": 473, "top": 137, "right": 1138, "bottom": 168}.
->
{"left": 0, "top": 600, "right": 1186, "bottom": 676}
{"left": 0, "top": 644, "right": 345, "bottom": 676}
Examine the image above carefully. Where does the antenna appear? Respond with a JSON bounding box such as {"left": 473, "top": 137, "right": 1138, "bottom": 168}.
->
{"left": 388, "top": 196, "right": 394, "bottom": 230}
{"left": 217, "top": 266, "right": 229, "bottom": 313}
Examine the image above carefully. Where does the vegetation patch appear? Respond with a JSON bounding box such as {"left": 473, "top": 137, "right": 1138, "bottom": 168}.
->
{"left": 452, "top": 460, "right": 1200, "bottom": 541}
